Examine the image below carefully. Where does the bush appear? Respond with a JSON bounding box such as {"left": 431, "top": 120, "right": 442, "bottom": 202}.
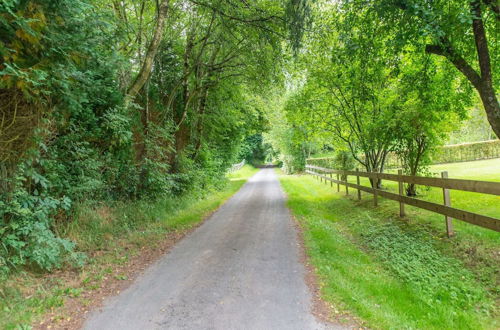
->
{"left": 0, "top": 161, "right": 85, "bottom": 274}
{"left": 307, "top": 150, "right": 355, "bottom": 175}
{"left": 333, "top": 150, "right": 355, "bottom": 170}
{"left": 280, "top": 153, "right": 305, "bottom": 174}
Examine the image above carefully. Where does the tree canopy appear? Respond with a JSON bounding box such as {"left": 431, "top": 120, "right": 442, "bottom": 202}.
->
{"left": 0, "top": 0, "right": 498, "bottom": 272}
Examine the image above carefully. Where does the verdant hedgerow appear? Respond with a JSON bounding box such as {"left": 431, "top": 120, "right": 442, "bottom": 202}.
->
{"left": 308, "top": 139, "right": 500, "bottom": 170}
{"left": 0, "top": 0, "right": 284, "bottom": 274}
{"left": 432, "top": 140, "right": 500, "bottom": 164}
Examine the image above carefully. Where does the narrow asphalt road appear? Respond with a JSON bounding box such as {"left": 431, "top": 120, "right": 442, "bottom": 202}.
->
{"left": 84, "top": 169, "right": 338, "bottom": 330}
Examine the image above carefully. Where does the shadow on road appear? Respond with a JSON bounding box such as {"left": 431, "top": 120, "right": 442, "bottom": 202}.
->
{"left": 256, "top": 164, "right": 278, "bottom": 168}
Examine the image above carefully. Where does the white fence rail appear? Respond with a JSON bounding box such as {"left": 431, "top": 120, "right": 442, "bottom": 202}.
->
{"left": 228, "top": 160, "right": 245, "bottom": 173}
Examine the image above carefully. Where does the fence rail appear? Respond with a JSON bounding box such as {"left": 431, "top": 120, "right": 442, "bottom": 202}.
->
{"left": 305, "top": 164, "right": 500, "bottom": 234}
{"left": 229, "top": 160, "right": 245, "bottom": 173}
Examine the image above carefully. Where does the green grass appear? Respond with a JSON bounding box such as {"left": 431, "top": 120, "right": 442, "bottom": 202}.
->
{"left": 0, "top": 165, "right": 258, "bottom": 329}
{"left": 227, "top": 164, "right": 259, "bottom": 182}
{"left": 278, "top": 163, "right": 499, "bottom": 329}
{"left": 430, "top": 158, "right": 500, "bottom": 181}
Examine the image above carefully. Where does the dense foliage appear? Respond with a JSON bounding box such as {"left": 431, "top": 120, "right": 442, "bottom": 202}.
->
{"left": 266, "top": 0, "right": 497, "bottom": 193}
{"left": 0, "top": 0, "right": 298, "bottom": 273}
{"left": 1, "top": 0, "right": 498, "bottom": 273}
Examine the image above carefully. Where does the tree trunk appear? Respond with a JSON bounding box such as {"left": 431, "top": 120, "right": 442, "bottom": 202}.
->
{"left": 126, "top": 0, "right": 169, "bottom": 99}
{"left": 193, "top": 88, "right": 209, "bottom": 158}
{"left": 471, "top": 0, "right": 500, "bottom": 138}
{"left": 477, "top": 82, "right": 500, "bottom": 137}
{"left": 406, "top": 184, "right": 417, "bottom": 196}
{"left": 425, "top": 0, "right": 500, "bottom": 138}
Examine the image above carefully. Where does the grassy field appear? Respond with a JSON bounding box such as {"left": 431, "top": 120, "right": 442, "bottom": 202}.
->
{"left": 0, "top": 165, "right": 258, "bottom": 329}
{"left": 279, "top": 159, "right": 499, "bottom": 329}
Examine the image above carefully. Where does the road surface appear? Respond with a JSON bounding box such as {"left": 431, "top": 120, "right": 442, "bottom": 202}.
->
{"left": 84, "top": 169, "right": 339, "bottom": 330}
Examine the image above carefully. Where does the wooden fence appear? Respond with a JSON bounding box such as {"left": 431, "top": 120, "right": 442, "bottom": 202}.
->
{"left": 305, "top": 164, "right": 500, "bottom": 236}
{"left": 228, "top": 160, "right": 245, "bottom": 173}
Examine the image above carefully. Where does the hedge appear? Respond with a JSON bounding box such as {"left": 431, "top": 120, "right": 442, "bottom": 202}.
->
{"left": 307, "top": 139, "right": 500, "bottom": 169}
{"left": 431, "top": 140, "right": 500, "bottom": 164}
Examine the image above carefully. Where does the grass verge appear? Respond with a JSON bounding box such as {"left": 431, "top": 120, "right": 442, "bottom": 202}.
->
{"left": 278, "top": 169, "right": 498, "bottom": 330}
{"left": 0, "top": 165, "right": 258, "bottom": 329}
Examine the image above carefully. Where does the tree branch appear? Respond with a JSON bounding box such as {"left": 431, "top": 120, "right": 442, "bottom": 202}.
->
{"left": 471, "top": 0, "right": 493, "bottom": 83}
{"left": 425, "top": 42, "right": 482, "bottom": 89}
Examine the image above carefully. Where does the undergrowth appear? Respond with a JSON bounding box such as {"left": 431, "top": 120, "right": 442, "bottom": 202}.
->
{"left": 360, "top": 221, "right": 491, "bottom": 312}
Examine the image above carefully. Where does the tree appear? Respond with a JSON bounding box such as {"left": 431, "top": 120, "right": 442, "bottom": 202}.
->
{"left": 285, "top": 4, "right": 403, "bottom": 186}
{"left": 375, "top": 0, "right": 500, "bottom": 138}
{"left": 264, "top": 89, "right": 318, "bottom": 173}
{"left": 392, "top": 50, "right": 466, "bottom": 195}
{"left": 0, "top": 0, "right": 294, "bottom": 272}
{"left": 280, "top": 0, "right": 470, "bottom": 190}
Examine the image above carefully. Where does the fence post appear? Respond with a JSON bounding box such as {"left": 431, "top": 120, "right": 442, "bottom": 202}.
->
{"left": 345, "top": 172, "right": 349, "bottom": 195}
{"left": 336, "top": 173, "right": 340, "bottom": 192}
{"left": 398, "top": 169, "right": 405, "bottom": 217}
{"left": 441, "top": 171, "right": 454, "bottom": 238}
{"left": 330, "top": 173, "right": 333, "bottom": 187}
{"left": 356, "top": 168, "right": 361, "bottom": 200}
{"left": 373, "top": 174, "right": 378, "bottom": 206}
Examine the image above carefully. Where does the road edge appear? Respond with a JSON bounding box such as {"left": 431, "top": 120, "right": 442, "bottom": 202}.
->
{"left": 276, "top": 170, "right": 362, "bottom": 329}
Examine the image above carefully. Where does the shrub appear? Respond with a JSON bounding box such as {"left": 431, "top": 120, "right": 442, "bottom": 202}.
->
{"left": 0, "top": 161, "right": 84, "bottom": 274}
{"left": 333, "top": 150, "right": 355, "bottom": 176}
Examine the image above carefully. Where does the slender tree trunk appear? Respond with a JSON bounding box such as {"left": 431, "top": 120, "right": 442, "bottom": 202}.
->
{"left": 126, "top": 0, "right": 169, "bottom": 99}
{"left": 471, "top": 0, "right": 500, "bottom": 137}
{"left": 193, "top": 88, "right": 209, "bottom": 158}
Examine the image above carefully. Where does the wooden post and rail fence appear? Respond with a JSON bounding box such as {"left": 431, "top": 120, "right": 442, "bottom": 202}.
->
{"left": 305, "top": 164, "right": 500, "bottom": 236}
